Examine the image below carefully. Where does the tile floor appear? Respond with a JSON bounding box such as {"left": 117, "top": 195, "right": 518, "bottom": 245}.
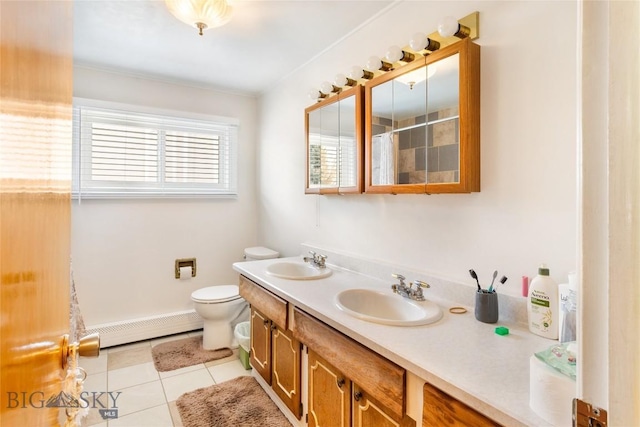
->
{"left": 77, "top": 330, "right": 251, "bottom": 427}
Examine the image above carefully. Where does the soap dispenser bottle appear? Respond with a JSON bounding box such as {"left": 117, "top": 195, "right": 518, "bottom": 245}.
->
{"left": 527, "top": 264, "right": 559, "bottom": 339}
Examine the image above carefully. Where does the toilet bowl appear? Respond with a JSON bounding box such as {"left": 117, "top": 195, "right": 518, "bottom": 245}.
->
{"left": 191, "top": 247, "right": 279, "bottom": 350}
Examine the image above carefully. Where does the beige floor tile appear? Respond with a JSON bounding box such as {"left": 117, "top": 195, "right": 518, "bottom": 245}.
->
{"left": 79, "top": 350, "right": 108, "bottom": 375}
{"left": 208, "top": 359, "right": 251, "bottom": 384}
{"left": 107, "top": 404, "right": 173, "bottom": 427}
{"left": 161, "top": 368, "right": 214, "bottom": 402}
{"left": 114, "top": 380, "right": 166, "bottom": 418}
{"left": 108, "top": 362, "right": 159, "bottom": 391}
{"left": 167, "top": 401, "right": 184, "bottom": 427}
{"left": 108, "top": 340, "right": 151, "bottom": 354}
{"left": 158, "top": 362, "right": 205, "bottom": 379}
{"left": 108, "top": 346, "right": 153, "bottom": 371}
{"left": 203, "top": 349, "right": 238, "bottom": 368}
{"left": 81, "top": 407, "right": 111, "bottom": 426}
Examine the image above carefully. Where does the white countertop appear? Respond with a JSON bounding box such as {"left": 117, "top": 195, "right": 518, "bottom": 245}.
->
{"left": 233, "top": 256, "right": 554, "bottom": 426}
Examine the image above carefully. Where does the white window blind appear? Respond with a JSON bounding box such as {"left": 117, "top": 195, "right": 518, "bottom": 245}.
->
{"left": 73, "top": 103, "right": 238, "bottom": 198}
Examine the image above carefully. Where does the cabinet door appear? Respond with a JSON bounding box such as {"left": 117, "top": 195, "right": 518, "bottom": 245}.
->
{"left": 422, "top": 383, "right": 499, "bottom": 426}
{"left": 353, "top": 384, "right": 409, "bottom": 427}
{"left": 308, "top": 350, "right": 351, "bottom": 427}
{"left": 250, "top": 308, "right": 271, "bottom": 384}
{"left": 272, "top": 326, "right": 302, "bottom": 419}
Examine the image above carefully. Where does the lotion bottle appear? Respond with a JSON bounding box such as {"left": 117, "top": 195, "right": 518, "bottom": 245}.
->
{"left": 528, "top": 264, "right": 558, "bottom": 339}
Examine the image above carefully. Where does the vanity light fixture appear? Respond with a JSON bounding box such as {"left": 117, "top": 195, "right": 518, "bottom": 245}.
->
{"left": 438, "top": 15, "right": 471, "bottom": 38}
{"left": 366, "top": 55, "right": 393, "bottom": 72}
{"left": 409, "top": 33, "right": 441, "bottom": 53}
{"left": 320, "top": 81, "right": 341, "bottom": 95}
{"left": 349, "top": 66, "right": 374, "bottom": 81}
{"left": 334, "top": 73, "right": 357, "bottom": 87}
{"left": 165, "top": 0, "right": 233, "bottom": 36}
{"left": 385, "top": 45, "right": 416, "bottom": 63}
{"left": 306, "top": 12, "right": 478, "bottom": 100}
{"left": 308, "top": 89, "right": 328, "bottom": 101}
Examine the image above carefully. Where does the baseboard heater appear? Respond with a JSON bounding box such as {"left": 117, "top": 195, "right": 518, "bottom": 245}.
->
{"left": 85, "top": 309, "right": 203, "bottom": 348}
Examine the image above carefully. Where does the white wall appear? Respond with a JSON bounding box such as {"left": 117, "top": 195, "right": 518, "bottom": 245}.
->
{"left": 257, "top": 1, "right": 578, "bottom": 296}
{"left": 72, "top": 67, "right": 259, "bottom": 326}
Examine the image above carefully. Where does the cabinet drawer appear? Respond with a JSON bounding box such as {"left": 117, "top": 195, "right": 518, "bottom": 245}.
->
{"left": 422, "top": 383, "right": 500, "bottom": 427}
{"left": 239, "top": 275, "right": 287, "bottom": 329}
{"left": 293, "top": 307, "right": 405, "bottom": 419}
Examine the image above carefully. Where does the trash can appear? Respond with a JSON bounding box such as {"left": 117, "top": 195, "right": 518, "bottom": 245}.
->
{"left": 234, "top": 321, "right": 251, "bottom": 370}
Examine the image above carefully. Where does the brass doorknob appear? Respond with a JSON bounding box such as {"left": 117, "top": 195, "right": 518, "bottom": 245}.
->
{"left": 61, "top": 332, "right": 100, "bottom": 369}
{"left": 77, "top": 333, "right": 100, "bottom": 358}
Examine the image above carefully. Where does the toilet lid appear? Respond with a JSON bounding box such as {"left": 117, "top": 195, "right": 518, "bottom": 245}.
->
{"left": 191, "top": 285, "right": 241, "bottom": 303}
{"left": 244, "top": 246, "right": 279, "bottom": 260}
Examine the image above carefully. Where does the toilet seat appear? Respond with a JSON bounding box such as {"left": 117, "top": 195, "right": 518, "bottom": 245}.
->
{"left": 191, "top": 285, "right": 241, "bottom": 304}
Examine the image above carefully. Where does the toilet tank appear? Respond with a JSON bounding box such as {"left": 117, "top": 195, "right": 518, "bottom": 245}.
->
{"left": 244, "top": 246, "right": 279, "bottom": 261}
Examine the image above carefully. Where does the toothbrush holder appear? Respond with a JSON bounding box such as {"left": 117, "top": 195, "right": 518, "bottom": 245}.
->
{"left": 475, "top": 290, "right": 499, "bottom": 324}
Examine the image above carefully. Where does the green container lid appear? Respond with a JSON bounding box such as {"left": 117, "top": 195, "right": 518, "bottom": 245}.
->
{"left": 538, "top": 264, "right": 550, "bottom": 276}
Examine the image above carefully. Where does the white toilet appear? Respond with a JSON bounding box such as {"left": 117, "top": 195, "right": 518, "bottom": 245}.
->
{"left": 191, "top": 246, "right": 279, "bottom": 350}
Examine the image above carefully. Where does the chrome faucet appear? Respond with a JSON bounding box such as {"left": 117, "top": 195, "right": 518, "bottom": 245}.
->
{"left": 303, "top": 251, "right": 327, "bottom": 269}
{"left": 391, "top": 273, "right": 430, "bottom": 301}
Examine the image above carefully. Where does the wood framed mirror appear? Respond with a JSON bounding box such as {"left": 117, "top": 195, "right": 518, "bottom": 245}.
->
{"left": 364, "top": 38, "right": 480, "bottom": 194}
{"left": 305, "top": 85, "right": 364, "bottom": 194}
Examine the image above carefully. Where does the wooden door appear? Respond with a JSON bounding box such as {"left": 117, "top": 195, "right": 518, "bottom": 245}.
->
{"left": 249, "top": 308, "right": 272, "bottom": 384}
{"left": 308, "top": 350, "right": 351, "bottom": 427}
{"left": 271, "top": 326, "right": 302, "bottom": 419}
{"left": 353, "top": 384, "right": 413, "bottom": 427}
{"left": 0, "top": 1, "right": 73, "bottom": 426}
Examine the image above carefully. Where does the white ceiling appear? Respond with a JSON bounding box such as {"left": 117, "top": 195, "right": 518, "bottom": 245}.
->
{"left": 73, "top": 0, "right": 394, "bottom": 96}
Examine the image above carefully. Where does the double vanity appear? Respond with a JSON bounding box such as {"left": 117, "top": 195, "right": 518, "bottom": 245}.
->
{"left": 233, "top": 251, "right": 553, "bottom": 426}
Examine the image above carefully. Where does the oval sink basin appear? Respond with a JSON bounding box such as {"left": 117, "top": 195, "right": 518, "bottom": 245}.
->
{"left": 266, "top": 261, "right": 332, "bottom": 280}
{"left": 335, "top": 289, "right": 442, "bottom": 326}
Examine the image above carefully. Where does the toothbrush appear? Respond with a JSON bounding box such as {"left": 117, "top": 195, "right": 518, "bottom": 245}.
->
{"left": 493, "top": 276, "right": 508, "bottom": 292}
{"left": 487, "top": 270, "right": 498, "bottom": 292}
{"left": 469, "top": 269, "right": 482, "bottom": 292}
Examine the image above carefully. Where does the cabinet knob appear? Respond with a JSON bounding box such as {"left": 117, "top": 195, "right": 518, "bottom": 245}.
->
{"left": 263, "top": 319, "right": 269, "bottom": 326}
{"left": 354, "top": 391, "right": 362, "bottom": 401}
{"left": 270, "top": 324, "right": 277, "bottom": 331}
{"left": 336, "top": 378, "right": 345, "bottom": 388}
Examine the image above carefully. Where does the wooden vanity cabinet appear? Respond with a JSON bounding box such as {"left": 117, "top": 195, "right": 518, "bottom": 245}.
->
{"left": 239, "top": 275, "right": 302, "bottom": 419}
{"left": 422, "top": 383, "right": 499, "bottom": 427}
{"left": 294, "top": 307, "right": 415, "bottom": 427}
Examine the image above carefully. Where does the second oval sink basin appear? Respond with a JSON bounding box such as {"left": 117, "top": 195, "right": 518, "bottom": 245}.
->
{"left": 335, "top": 289, "right": 442, "bottom": 326}
{"left": 266, "top": 261, "right": 332, "bottom": 280}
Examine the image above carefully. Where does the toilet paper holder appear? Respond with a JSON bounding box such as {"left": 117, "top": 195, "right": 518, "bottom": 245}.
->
{"left": 175, "top": 258, "right": 197, "bottom": 279}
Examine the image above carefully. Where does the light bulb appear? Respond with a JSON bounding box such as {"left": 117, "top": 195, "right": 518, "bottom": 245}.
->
{"left": 308, "top": 89, "right": 320, "bottom": 101}
{"left": 385, "top": 45, "right": 403, "bottom": 62}
{"left": 334, "top": 73, "right": 356, "bottom": 87}
{"left": 319, "top": 81, "right": 333, "bottom": 95}
{"left": 349, "top": 66, "right": 364, "bottom": 80}
{"left": 366, "top": 56, "right": 382, "bottom": 71}
{"left": 438, "top": 16, "right": 459, "bottom": 38}
{"left": 409, "top": 32, "right": 428, "bottom": 51}
{"left": 334, "top": 74, "right": 348, "bottom": 86}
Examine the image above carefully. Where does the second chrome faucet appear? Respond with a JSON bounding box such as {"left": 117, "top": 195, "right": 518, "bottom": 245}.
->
{"left": 303, "top": 251, "right": 327, "bottom": 269}
{"left": 391, "top": 273, "right": 430, "bottom": 301}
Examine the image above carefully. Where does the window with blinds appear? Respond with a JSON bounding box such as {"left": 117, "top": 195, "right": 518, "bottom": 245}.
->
{"left": 73, "top": 103, "right": 238, "bottom": 198}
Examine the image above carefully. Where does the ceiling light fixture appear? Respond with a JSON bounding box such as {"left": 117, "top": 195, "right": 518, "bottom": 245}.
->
{"left": 165, "top": 0, "right": 233, "bottom": 36}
